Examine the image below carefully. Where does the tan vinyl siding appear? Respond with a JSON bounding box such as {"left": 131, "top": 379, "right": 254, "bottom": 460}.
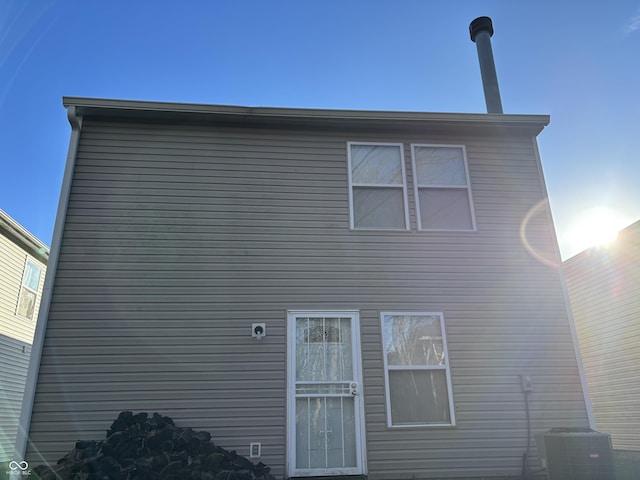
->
{"left": 563, "top": 221, "right": 640, "bottom": 451}
{"left": 0, "top": 235, "right": 46, "bottom": 344}
{"left": 0, "top": 229, "right": 46, "bottom": 461}
{"left": 0, "top": 235, "right": 25, "bottom": 333}
{"left": 27, "top": 116, "right": 588, "bottom": 479}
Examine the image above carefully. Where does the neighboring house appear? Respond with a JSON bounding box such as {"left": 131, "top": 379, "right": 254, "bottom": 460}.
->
{"left": 563, "top": 220, "right": 640, "bottom": 452}
{"left": 0, "top": 209, "right": 48, "bottom": 462}
{"left": 15, "top": 96, "right": 595, "bottom": 480}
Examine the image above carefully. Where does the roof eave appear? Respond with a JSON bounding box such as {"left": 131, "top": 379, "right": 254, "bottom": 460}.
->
{"left": 0, "top": 210, "right": 49, "bottom": 263}
{"left": 62, "top": 96, "right": 550, "bottom": 136}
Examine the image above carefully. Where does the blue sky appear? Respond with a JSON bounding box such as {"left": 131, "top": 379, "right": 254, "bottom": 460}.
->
{"left": 1, "top": 0, "right": 639, "bottom": 259}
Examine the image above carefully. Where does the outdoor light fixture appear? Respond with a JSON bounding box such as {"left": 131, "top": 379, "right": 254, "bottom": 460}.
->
{"left": 252, "top": 323, "right": 266, "bottom": 340}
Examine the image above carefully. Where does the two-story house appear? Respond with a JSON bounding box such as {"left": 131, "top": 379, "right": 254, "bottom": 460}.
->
{"left": 0, "top": 209, "right": 48, "bottom": 462}
{"left": 564, "top": 220, "right": 640, "bottom": 453}
{"left": 13, "top": 95, "right": 595, "bottom": 479}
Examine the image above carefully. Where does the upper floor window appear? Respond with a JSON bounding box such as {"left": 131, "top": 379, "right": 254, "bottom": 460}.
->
{"left": 411, "top": 144, "right": 476, "bottom": 231}
{"left": 16, "top": 258, "right": 42, "bottom": 320}
{"left": 347, "top": 142, "right": 409, "bottom": 230}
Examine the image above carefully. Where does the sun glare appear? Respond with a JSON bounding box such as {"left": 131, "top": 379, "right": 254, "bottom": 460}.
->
{"left": 567, "top": 207, "right": 624, "bottom": 254}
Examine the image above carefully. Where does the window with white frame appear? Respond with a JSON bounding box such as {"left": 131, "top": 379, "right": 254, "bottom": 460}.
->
{"left": 348, "top": 142, "right": 409, "bottom": 230}
{"left": 16, "top": 258, "right": 42, "bottom": 320}
{"left": 381, "top": 312, "right": 455, "bottom": 427}
{"left": 411, "top": 144, "right": 475, "bottom": 231}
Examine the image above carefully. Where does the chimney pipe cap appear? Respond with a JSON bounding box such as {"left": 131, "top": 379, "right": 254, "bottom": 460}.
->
{"left": 470, "top": 16, "right": 494, "bottom": 42}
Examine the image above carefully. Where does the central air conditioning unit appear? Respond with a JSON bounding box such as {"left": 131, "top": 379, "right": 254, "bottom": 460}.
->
{"left": 535, "top": 428, "right": 615, "bottom": 480}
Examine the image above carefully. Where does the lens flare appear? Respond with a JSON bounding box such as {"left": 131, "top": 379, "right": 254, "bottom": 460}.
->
{"left": 520, "top": 198, "right": 560, "bottom": 268}
{"left": 566, "top": 207, "right": 625, "bottom": 255}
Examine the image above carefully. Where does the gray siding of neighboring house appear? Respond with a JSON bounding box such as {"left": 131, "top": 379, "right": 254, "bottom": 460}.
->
{"left": 564, "top": 221, "right": 640, "bottom": 452}
{"left": 0, "top": 228, "right": 46, "bottom": 461}
{"left": 26, "top": 112, "right": 590, "bottom": 479}
{"left": 0, "top": 335, "right": 32, "bottom": 461}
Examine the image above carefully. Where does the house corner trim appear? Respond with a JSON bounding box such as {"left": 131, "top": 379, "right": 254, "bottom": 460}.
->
{"left": 530, "top": 136, "right": 596, "bottom": 429}
{"left": 12, "top": 106, "right": 84, "bottom": 467}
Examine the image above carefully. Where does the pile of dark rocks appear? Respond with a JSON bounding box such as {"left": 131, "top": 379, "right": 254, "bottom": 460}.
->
{"left": 33, "top": 411, "right": 276, "bottom": 480}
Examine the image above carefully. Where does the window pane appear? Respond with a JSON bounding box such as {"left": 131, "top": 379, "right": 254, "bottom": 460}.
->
{"left": 353, "top": 187, "right": 405, "bottom": 229}
{"left": 17, "top": 288, "right": 37, "bottom": 319}
{"left": 418, "top": 188, "right": 473, "bottom": 230}
{"left": 383, "top": 314, "right": 445, "bottom": 366}
{"left": 414, "top": 146, "right": 466, "bottom": 185}
{"left": 23, "top": 260, "right": 42, "bottom": 291}
{"left": 351, "top": 144, "right": 403, "bottom": 184}
{"left": 389, "top": 370, "right": 451, "bottom": 425}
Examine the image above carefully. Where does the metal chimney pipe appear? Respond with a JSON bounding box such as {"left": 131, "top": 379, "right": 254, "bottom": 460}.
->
{"left": 469, "top": 16, "right": 503, "bottom": 114}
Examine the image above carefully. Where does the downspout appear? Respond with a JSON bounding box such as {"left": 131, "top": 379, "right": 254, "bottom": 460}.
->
{"left": 11, "top": 106, "right": 83, "bottom": 475}
{"left": 529, "top": 136, "right": 596, "bottom": 430}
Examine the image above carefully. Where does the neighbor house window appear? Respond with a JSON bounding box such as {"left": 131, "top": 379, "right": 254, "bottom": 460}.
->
{"left": 411, "top": 144, "right": 475, "bottom": 230}
{"left": 16, "top": 258, "right": 42, "bottom": 320}
{"left": 348, "top": 142, "right": 409, "bottom": 230}
{"left": 381, "top": 312, "right": 455, "bottom": 427}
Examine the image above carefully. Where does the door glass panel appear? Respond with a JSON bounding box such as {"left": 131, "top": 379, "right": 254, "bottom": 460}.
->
{"left": 292, "top": 314, "right": 360, "bottom": 474}
{"left": 296, "top": 317, "right": 353, "bottom": 382}
{"left": 296, "top": 383, "right": 351, "bottom": 395}
{"left": 328, "top": 397, "right": 357, "bottom": 468}
{"left": 296, "top": 397, "right": 357, "bottom": 469}
{"left": 296, "top": 397, "right": 311, "bottom": 469}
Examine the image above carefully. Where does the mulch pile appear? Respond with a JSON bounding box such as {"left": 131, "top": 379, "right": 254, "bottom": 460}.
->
{"left": 33, "top": 411, "right": 276, "bottom": 480}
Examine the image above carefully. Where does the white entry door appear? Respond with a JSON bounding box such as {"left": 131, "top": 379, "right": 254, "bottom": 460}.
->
{"left": 287, "top": 311, "right": 366, "bottom": 477}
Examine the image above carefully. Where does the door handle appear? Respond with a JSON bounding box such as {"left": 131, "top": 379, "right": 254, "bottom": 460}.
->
{"left": 350, "top": 382, "right": 358, "bottom": 396}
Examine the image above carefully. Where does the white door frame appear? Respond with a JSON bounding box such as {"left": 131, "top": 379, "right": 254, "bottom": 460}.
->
{"left": 286, "top": 310, "right": 367, "bottom": 477}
